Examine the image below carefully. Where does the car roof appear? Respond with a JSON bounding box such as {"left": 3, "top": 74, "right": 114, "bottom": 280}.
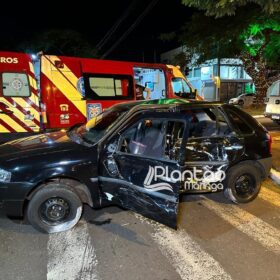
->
{"left": 110, "top": 98, "right": 223, "bottom": 113}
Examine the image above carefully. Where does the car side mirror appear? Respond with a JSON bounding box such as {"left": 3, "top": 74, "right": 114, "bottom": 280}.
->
{"left": 191, "top": 88, "right": 197, "bottom": 95}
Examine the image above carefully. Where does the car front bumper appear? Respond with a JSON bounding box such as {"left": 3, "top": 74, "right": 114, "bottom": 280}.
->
{"left": 0, "top": 182, "right": 34, "bottom": 217}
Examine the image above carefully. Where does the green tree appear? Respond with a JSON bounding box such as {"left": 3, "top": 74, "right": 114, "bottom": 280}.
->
{"left": 19, "top": 29, "right": 98, "bottom": 58}
{"left": 182, "top": 0, "right": 280, "bottom": 17}
{"left": 178, "top": 2, "right": 280, "bottom": 103}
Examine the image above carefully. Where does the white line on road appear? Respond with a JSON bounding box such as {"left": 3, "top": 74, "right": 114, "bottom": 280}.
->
{"left": 47, "top": 221, "right": 98, "bottom": 280}
{"left": 200, "top": 196, "right": 280, "bottom": 254}
{"left": 135, "top": 215, "right": 232, "bottom": 280}
{"left": 153, "top": 227, "right": 232, "bottom": 280}
{"left": 270, "top": 169, "right": 280, "bottom": 185}
{"left": 259, "top": 187, "right": 280, "bottom": 208}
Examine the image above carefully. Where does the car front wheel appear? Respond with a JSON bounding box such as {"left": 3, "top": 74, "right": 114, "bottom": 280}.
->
{"left": 27, "top": 183, "right": 83, "bottom": 233}
{"left": 223, "top": 163, "right": 261, "bottom": 203}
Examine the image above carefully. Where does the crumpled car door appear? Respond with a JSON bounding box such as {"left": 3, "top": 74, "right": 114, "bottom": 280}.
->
{"left": 98, "top": 118, "right": 187, "bottom": 228}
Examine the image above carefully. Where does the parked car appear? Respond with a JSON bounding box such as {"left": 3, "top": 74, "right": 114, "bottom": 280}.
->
{"left": 0, "top": 99, "right": 272, "bottom": 233}
{"left": 229, "top": 93, "right": 256, "bottom": 107}
{"left": 265, "top": 80, "right": 280, "bottom": 124}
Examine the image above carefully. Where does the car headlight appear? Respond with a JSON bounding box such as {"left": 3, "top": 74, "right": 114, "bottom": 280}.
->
{"left": 0, "top": 168, "right": 11, "bottom": 183}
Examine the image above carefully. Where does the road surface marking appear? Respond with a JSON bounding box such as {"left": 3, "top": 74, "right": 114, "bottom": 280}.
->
{"left": 135, "top": 215, "right": 232, "bottom": 280}
{"left": 270, "top": 169, "right": 280, "bottom": 185}
{"left": 200, "top": 196, "right": 280, "bottom": 254}
{"left": 47, "top": 221, "right": 98, "bottom": 280}
{"left": 153, "top": 227, "right": 232, "bottom": 280}
{"left": 259, "top": 187, "right": 280, "bottom": 208}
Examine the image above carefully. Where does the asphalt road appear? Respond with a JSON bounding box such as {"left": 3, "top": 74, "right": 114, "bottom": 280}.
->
{"left": 0, "top": 116, "right": 279, "bottom": 280}
{"left": 0, "top": 178, "right": 279, "bottom": 280}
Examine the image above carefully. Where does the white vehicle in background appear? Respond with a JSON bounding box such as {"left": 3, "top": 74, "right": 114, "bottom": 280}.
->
{"left": 229, "top": 93, "right": 256, "bottom": 107}
{"left": 265, "top": 80, "right": 280, "bottom": 124}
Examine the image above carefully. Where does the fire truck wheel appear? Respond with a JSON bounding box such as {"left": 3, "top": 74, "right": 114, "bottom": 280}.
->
{"left": 27, "top": 183, "right": 83, "bottom": 233}
{"left": 223, "top": 163, "right": 261, "bottom": 204}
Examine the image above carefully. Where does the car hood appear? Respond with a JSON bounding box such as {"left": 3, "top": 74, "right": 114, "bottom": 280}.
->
{"left": 0, "top": 131, "right": 80, "bottom": 161}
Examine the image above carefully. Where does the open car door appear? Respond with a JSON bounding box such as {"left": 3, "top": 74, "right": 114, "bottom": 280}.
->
{"left": 98, "top": 113, "right": 187, "bottom": 228}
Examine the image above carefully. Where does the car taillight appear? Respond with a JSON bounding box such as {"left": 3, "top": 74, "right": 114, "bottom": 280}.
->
{"left": 267, "top": 133, "right": 272, "bottom": 155}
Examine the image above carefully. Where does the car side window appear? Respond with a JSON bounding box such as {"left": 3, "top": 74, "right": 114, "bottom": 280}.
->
{"left": 225, "top": 109, "right": 253, "bottom": 135}
{"left": 180, "top": 108, "right": 232, "bottom": 139}
{"left": 119, "top": 119, "right": 185, "bottom": 161}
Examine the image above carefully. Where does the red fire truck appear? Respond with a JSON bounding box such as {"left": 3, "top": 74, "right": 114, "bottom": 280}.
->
{"left": 0, "top": 51, "right": 199, "bottom": 142}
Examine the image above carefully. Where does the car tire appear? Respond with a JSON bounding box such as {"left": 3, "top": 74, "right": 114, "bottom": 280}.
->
{"left": 27, "top": 183, "right": 83, "bottom": 233}
{"left": 223, "top": 162, "right": 261, "bottom": 203}
{"left": 238, "top": 100, "right": 244, "bottom": 106}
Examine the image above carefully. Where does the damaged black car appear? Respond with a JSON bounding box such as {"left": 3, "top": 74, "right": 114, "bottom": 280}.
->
{"left": 0, "top": 99, "right": 272, "bottom": 233}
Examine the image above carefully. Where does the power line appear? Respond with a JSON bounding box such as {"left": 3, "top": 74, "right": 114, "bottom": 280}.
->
{"left": 96, "top": 0, "right": 139, "bottom": 51}
{"left": 101, "top": 0, "right": 160, "bottom": 59}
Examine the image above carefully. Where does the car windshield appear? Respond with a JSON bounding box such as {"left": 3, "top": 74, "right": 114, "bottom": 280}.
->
{"left": 171, "top": 78, "right": 195, "bottom": 99}
{"left": 71, "top": 107, "right": 127, "bottom": 144}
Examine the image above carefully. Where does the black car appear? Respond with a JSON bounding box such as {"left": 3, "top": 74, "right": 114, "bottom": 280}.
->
{"left": 0, "top": 99, "right": 272, "bottom": 233}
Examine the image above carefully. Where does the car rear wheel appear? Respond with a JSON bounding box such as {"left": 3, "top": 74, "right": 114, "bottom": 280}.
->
{"left": 223, "top": 163, "right": 261, "bottom": 203}
{"left": 27, "top": 183, "right": 83, "bottom": 233}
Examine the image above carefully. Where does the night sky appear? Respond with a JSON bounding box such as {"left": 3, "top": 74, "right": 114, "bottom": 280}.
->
{"left": 0, "top": 0, "right": 193, "bottom": 62}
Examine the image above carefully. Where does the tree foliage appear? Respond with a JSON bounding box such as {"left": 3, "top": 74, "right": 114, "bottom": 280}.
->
{"left": 19, "top": 29, "right": 98, "bottom": 58}
{"left": 181, "top": 0, "right": 280, "bottom": 17}
{"left": 177, "top": 2, "right": 280, "bottom": 103}
{"left": 180, "top": 9, "right": 280, "bottom": 68}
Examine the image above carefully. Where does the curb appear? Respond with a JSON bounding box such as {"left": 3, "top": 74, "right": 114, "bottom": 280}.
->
{"left": 270, "top": 168, "right": 280, "bottom": 185}
{"left": 253, "top": 115, "right": 265, "bottom": 119}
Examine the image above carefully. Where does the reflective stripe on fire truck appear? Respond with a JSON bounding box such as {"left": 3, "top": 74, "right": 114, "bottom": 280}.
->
{"left": 0, "top": 97, "right": 40, "bottom": 133}
{"left": 0, "top": 110, "right": 29, "bottom": 132}
{"left": 4, "top": 97, "right": 40, "bottom": 126}
{"left": 28, "top": 62, "right": 38, "bottom": 90}
{"left": 0, "top": 62, "right": 40, "bottom": 133}
{"left": 41, "top": 56, "right": 86, "bottom": 117}
{"left": 0, "top": 119, "right": 13, "bottom": 132}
